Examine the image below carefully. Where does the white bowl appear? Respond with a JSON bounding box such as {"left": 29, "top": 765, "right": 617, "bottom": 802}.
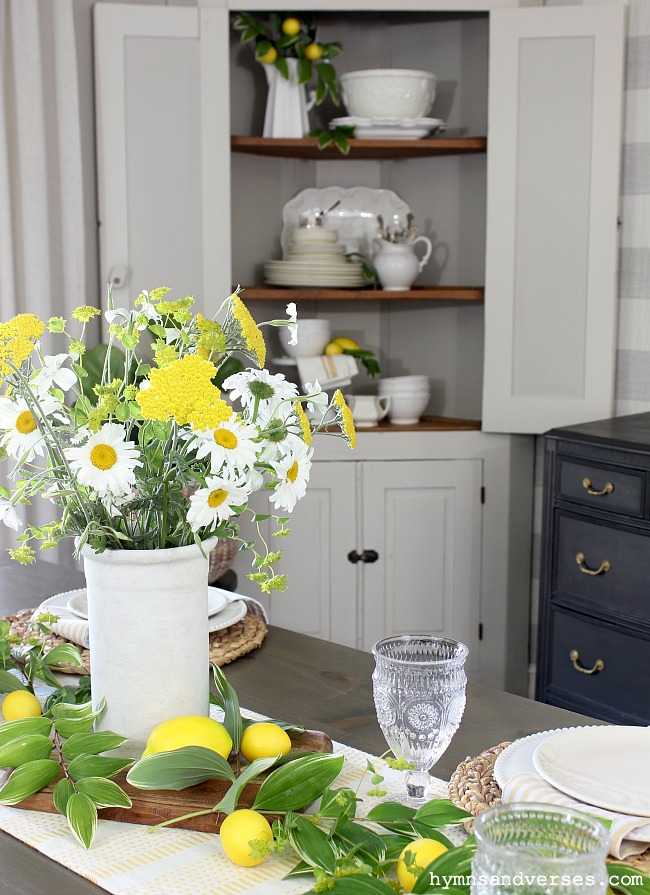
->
{"left": 379, "top": 374, "right": 429, "bottom": 386}
{"left": 279, "top": 319, "right": 331, "bottom": 358}
{"left": 340, "top": 69, "right": 437, "bottom": 120}
{"left": 388, "top": 391, "right": 430, "bottom": 425}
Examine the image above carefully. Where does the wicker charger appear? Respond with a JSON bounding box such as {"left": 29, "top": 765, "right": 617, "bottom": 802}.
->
{"left": 3, "top": 601, "right": 267, "bottom": 675}
{"left": 448, "top": 742, "right": 650, "bottom": 872}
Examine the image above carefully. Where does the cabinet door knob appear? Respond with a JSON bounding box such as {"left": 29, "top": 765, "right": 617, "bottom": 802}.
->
{"left": 569, "top": 649, "right": 605, "bottom": 675}
{"left": 582, "top": 476, "right": 614, "bottom": 497}
{"left": 575, "top": 552, "right": 611, "bottom": 576}
{"left": 348, "top": 549, "right": 379, "bottom": 564}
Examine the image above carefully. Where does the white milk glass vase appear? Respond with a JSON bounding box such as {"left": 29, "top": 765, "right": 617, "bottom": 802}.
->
{"left": 81, "top": 536, "right": 217, "bottom": 756}
{"left": 471, "top": 804, "right": 610, "bottom": 895}
{"left": 263, "top": 57, "right": 315, "bottom": 138}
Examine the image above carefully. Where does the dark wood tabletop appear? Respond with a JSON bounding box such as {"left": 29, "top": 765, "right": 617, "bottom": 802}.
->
{"left": 0, "top": 558, "right": 602, "bottom": 895}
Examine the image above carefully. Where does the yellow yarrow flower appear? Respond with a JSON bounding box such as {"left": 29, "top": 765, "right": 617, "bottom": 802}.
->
{"left": 10, "top": 314, "right": 46, "bottom": 341}
{"left": 231, "top": 295, "right": 266, "bottom": 367}
{"left": 72, "top": 305, "right": 101, "bottom": 323}
{"left": 137, "top": 353, "right": 232, "bottom": 430}
{"left": 294, "top": 402, "right": 312, "bottom": 446}
{"left": 333, "top": 390, "right": 356, "bottom": 449}
{"left": 0, "top": 314, "right": 45, "bottom": 375}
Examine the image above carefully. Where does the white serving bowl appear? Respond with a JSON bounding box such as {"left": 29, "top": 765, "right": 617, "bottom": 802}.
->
{"left": 379, "top": 374, "right": 430, "bottom": 387}
{"left": 387, "top": 391, "right": 430, "bottom": 425}
{"left": 279, "top": 319, "right": 331, "bottom": 358}
{"left": 340, "top": 69, "right": 437, "bottom": 120}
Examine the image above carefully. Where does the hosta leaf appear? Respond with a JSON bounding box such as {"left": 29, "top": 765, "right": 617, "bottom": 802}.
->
{"left": 43, "top": 643, "right": 83, "bottom": 668}
{"left": 0, "top": 734, "right": 54, "bottom": 767}
{"left": 252, "top": 752, "right": 344, "bottom": 812}
{"left": 365, "top": 802, "right": 415, "bottom": 822}
{"left": 53, "top": 777, "right": 75, "bottom": 815}
{"left": 285, "top": 860, "right": 314, "bottom": 878}
{"left": 608, "top": 863, "right": 650, "bottom": 895}
{"left": 0, "top": 716, "right": 52, "bottom": 747}
{"left": 286, "top": 813, "right": 336, "bottom": 873}
{"left": 309, "top": 877, "right": 397, "bottom": 893}
{"left": 51, "top": 699, "right": 94, "bottom": 720}
{"left": 411, "top": 842, "right": 476, "bottom": 894}
{"left": 212, "top": 665, "right": 242, "bottom": 753}
{"left": 126, "top": 746, "right": 235, "bottom": 791}
{"left": 414, "top": 799, "right": 472, "bottom": 827}
{"left": 319, "top": 786, "right": 358, "bottom": 822}
{"left": 66, "top": 791, "right": 98, "bottom": 849}
{"left": 76, "top": 777, "right": 132, "bottom": 809}
{"left": 0, "top": 671, "right": 29, "bottom": 693}
{"left": 54, "top": 717, "right": 96, "bottom": 739}
{"left": 214, "top": 755, "right": 278, "bottom": 815}
{"left": 62, "top": 731, "right": 128, "bottom": 760}
{"left": 331, "top": 820, "right": 386, "bottom": 865}
{"left": 0, "top": 759, "right": 60, "bottom": 805}
{"left": 67, "top": 754, "right": 133, "bottom": 781}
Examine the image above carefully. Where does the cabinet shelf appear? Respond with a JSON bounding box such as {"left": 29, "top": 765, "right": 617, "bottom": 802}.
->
{"left": 241, "top": 285, "right": 484, "bottom": 302}
{"left": 231, "top": 136, "right": 487, "bottom": 160}
{"left": 367, "top": 416, "right": 482, "bottom": 433}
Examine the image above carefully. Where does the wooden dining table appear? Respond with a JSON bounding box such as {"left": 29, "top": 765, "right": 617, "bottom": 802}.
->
{"left": 0, "top": 558, "right": 602, "bottom": 895}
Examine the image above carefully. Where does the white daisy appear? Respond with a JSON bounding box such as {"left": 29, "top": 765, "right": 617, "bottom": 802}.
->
{"left": 0, "top": 395, "right": 59, "bottom": 461}
{"left": 0, "top": 499, "right": 22, "bottom": 531}
{"left": 187, "top": 472, "right": 251, "bottom": 532}
{"left": 285, "top": 302, "right": 298, "bottom": 346}
{"left": 270, "top": 439, "right": 313, "bottom": 512}
{"left": 223, "top": 369, "right": 298, "bottom": 412}
{"left": 32, "top": 354, "right": 77, "bottom": 396}
{"left": 255, "top": 402, "right": 301, "bottom": 463}
{"left": 303, "top": 380, "right": 329, "bottom": 412}
{"left": 65, "top": 422, "right": 141, "bottom": 498}
{"left": 187, "top": 414, "right": 260, "bottom": 475}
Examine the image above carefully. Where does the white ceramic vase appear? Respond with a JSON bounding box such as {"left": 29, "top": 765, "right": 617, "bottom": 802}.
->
{"left": 81, "top": 537, "right": 217, "bottom": 756}
{"left": 374, "top": 237, "right": 433, "bottom": 291}
{"left": 263, "top": 57, "right": 315, "bottom": 139}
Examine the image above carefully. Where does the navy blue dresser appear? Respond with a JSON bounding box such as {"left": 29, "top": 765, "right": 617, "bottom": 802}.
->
{"left": 536, "top": 413, "right": 650, "bottom": 724}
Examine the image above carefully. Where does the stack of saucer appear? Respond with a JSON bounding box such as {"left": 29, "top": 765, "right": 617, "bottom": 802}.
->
{"left": 264, "top": 228, "right": 366, "bottom": 288}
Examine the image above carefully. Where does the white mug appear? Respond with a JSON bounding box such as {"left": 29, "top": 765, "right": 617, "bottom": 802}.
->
{"left": 345, "top": 394, "right": 390, "bottom": 428}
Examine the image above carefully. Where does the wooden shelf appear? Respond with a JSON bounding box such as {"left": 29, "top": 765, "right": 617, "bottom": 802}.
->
{"left": 231, "top": 135, "right": 487, "bottom": 160}
{"left": 240, "top": 285, "right": 484, "bottom": 302}
{"left": 369, "top": 416, "right": 482, "bottom": 433}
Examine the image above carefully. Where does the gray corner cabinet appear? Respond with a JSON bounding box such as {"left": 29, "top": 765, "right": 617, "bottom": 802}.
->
{"left": 536, "top": 414, "right": 650, "bottom": 725}
{"left": 93, "top": 0, "right": 625, "bottom": 693}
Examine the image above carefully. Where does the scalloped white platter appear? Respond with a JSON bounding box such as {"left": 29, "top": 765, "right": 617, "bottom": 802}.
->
{"left": 330, "top": 115, "right": 446, "bottom": 140}
{"left": 281, "top": 186, "right": 411, "bottom": 259}
{"left": 533, "top": 726, "right": 650, "bottom": 818}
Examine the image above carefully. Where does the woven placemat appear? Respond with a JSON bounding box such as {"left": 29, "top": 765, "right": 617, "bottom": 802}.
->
{"left": 3, "top": 606, "right": 267, "bottom": 675}
{"left": 448, "top": 743, "right": 650, "bottom": 872}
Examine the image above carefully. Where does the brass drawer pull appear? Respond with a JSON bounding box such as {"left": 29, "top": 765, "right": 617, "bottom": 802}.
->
{"left": 575, "top": 552, "right": 611, "bottom": 576}
{"left": 582, "top": 476, "right": 614, "bottom": 497}
{"left": 570, "top": 649, "right": 605, "bottom": 675}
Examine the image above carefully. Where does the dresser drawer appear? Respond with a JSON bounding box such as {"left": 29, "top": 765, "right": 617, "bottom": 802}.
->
{"left": 554, "top": 513, "right": 650, "bottom": 625}
{"left": 546, "top": 608, "right": 650, "bottom": 723}
{"left": 557, "top": 458, "right": 645, "bottom": 517}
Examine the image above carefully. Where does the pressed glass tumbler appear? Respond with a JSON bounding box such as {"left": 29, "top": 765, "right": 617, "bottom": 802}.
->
{"left": 471, "top": 803, "right": 610, "bottom": 895}
{"left": 371, "top": 634, "right": 468, "bottom": 805}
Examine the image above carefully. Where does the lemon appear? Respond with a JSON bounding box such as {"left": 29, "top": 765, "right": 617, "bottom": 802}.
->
{"left": 257, "top": 45, "right": 278, "bottom": 65}
{"left": 281, "top": 17, "right": 302, "bottom": 36}
{"left": 240, "top": 722, "right": 291, "bottom": 763}
{"left": 1, "top": 689, "right": 42, "bottom": 721}
{"left": 325, "top": 340, "right": 344, "bottom": 356}
{"left": 304, "top": 43, "right": 323, "bottom": 61}
{"left": 141, "top": 715, "right": 232, "bottom": 759}
{"left": 325, "top": 337, "right": 360, "bottom": 356}
{"left": 397, "top": 838, "right": 448, "bottom": 892}
{"left": 220, "top": 808, "right": 273, "bottom": 866}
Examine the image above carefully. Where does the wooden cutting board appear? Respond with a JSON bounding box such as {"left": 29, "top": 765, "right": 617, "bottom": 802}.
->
{"left": 14, "top": 729, "right": 333, "bottom": 834}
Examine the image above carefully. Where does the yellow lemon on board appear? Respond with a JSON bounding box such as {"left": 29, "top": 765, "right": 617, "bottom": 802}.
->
{"left": 220, "top": 808, "right": 273, "bottom": 867}
{"left": 141, "top": 716, "right": 232, "bottom": 759}
{"left": 257, "top": 45, "right": 278, "bottom": 65}
{"left": 304, "top": 42, "right": 323, "bottom": 61}
{"left": 1, "top": 689, "right": 42, "bottom": 721}
{"left": 240, "top": 722, "right": 292, "bottom": 763}
{"left": 282, "top": 17, "right": 302, "bottom": 36}
{"left": 397, "top": 838, "right": 448, "bottom": 892}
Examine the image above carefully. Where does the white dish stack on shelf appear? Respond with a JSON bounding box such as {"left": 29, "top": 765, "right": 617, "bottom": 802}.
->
{"left": 264, "top": 227, "right": 366, "bottom": 288}
{"left": 378, "top": 375, "right": 430, "bottom": 425}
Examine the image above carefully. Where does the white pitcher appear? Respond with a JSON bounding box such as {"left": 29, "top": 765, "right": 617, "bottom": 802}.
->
{"left": 346, "top": 394, "right": 390, "bottom": 428}
{"left": 374, "top": 237, "right": 433, "bottom": 291}
{"left": 263, "top": 58, "right": 315, "bottom": 139}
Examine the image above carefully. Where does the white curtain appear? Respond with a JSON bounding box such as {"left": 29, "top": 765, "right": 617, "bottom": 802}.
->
{"left": 0, "top": 0, "right": 95, "bottom": 568}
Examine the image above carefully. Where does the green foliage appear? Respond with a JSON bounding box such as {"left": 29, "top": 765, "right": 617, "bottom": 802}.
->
{"left": 310, "top": 126, "right": 355, "bottom": 156}
{"left": 127, "top": 746, "right": 235, "bottom": 792}
{"left": 0, "top": 613, "right": 84, "bottom": 697}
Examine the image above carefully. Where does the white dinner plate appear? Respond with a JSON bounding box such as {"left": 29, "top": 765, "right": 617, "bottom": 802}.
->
{"left": 330, "top": 115, "right": 446, "bottom": 140}
{"left": 207, "top": 599, "right": 247, "bottom": 633}
{"left": 67, "top": 586, "right": 228, "bottom": 620}
{"left": 533, "top": 726, "right": 650, "bottom": 818}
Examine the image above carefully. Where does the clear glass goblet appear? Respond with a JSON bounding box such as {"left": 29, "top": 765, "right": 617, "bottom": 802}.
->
{"left": 471, "top": 803, "right": 610, "bottom": 895}
{"left": 371, "top": 634, "right": 468, "bottom": 805}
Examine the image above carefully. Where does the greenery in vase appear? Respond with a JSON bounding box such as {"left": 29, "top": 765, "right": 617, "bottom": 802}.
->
{"left": 0, "top": 290, "right": 356, "bottom": 592}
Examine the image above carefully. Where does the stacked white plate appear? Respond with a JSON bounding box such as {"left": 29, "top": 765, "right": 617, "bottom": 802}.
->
{"left": 330, "top": 115, "right": 446, "bottom": 140}
{"left": 265, "top": 227, "right": 366, "bottom": 288}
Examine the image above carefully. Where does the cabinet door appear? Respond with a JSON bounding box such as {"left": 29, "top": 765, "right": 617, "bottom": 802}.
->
{"left": 360, "top": 460, "right": 482, "bottom": 673}
{"left": 263, "top": 462, "right": 358, "bottom": 647}
{"left": 94, "top": 5, "right": 230, "bottom": 313}
{"left": 482, "top": 5, "right": 625, "bottom": 434}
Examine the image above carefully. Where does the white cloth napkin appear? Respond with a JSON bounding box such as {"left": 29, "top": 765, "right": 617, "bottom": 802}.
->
{"left": 296, "top": 354, "right": 358, "bottom": 391}
{"left": 502, "top": 771, "right": 650, "bottom": 859}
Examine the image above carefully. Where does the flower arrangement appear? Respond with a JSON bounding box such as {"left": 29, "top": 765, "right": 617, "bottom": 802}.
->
{"left": 233, "top": 12, "right": 342, "bottom": 105}
{"left": 0, "top": 289, "right": 356, "bottom": 592}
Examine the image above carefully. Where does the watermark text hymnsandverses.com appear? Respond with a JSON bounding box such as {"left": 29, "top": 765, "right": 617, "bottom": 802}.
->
{"left": 429, "top": 873, "right": 643, "bottom": 890}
